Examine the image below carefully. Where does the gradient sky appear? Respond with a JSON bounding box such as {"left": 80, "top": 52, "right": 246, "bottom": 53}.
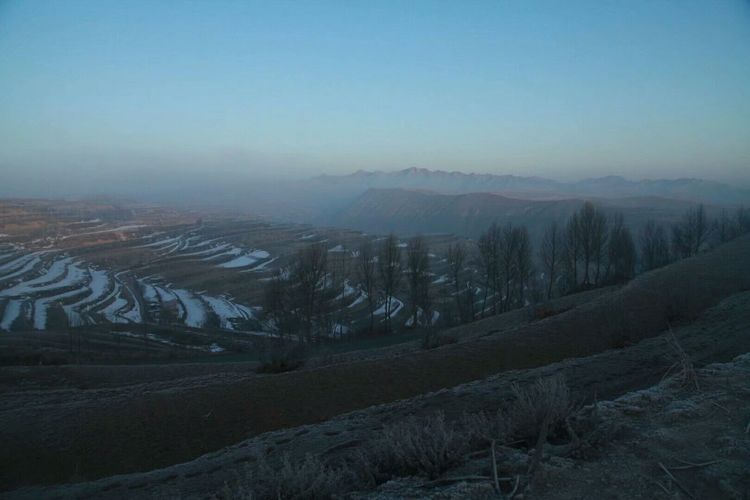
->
{"left": 1, "top": 0, "right": 749, "bottom": 191}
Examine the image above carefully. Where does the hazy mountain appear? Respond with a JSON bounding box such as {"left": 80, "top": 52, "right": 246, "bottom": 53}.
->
{"left": 312, "top": 168, "right": 750, "bottom": 206}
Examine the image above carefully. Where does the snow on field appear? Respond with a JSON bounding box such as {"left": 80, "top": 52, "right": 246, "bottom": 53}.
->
{"left": 432, "top": 274, "right": 449, "bottom": 285}
{"left": 0, "top": 258, "right": 89, "bottom": 297}
{"left": 218, "top": 249, "right": 271, "bottom": 269}
{"left": 119, "top": 299, "right": 142, "bottom": 323}
{"left": 201, "top": 294, "right": 253, "bottom": 329}
{"left": 179, "top": 242, "right": 231, "bottom": 258}
{"left": 374, "top": 297, "right": 404, "bottom": 316}
{"left": 0, "top": 300, "right": 23, "bottom": 331}
{"left": 172, "top": 289, "right": 206, "bottom": 328}
{"left": 299, "top": 233, "right": 317, "bottom": 240}
{"left": 335, "top": 281, "right": 358, "bottom": 301}
{"left": 0, "top": 252, "right": 43, "bottom": 276}
{"left": 328, "top": 244, "right": 345, "bottom": 252}
{"left": 201, "top": 247, "right": 243, "bottom": 261}
{"left": 64, "top": 268, "right": 111, "bottom": 316}
{"left": 404, "top": 309, "right": 440, "bottom": 327}
{"left": 100, "top": 295, "right": 130, "bottom": 324}
{"left": 136, "top": 235, "right": 182, "bottom": 249}
{"left": 243, "top": 257, "right": 278, "bottom": 272}
{"left": 33, "top": 288, "right": 88, "bottom": 329}
{"left": 141, "top": 282, "right": 158, "bottom": 302}
{"left": 329, "top": 323, "right": 351, "bottom": 336}
{"left": 0, "top": 256, "right": 69, "bottom": 295}
{"left": 347, "top": 291, "right": 368, "bottom": 308}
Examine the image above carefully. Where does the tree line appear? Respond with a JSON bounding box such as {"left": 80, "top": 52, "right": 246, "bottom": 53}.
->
{"left": 264, "top": 203, "right": 749, "bottom": 343}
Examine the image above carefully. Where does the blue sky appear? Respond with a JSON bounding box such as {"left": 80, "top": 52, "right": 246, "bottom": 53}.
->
{"left": 1, "top": 0, "right": 749, "bottom": 188}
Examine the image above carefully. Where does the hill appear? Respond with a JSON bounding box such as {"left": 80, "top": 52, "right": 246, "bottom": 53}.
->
{"left": 2, "top": 235, "right": 749, "bottom": 493}
{"left": 323, "top": 187, "right": 703, "bottom": 238}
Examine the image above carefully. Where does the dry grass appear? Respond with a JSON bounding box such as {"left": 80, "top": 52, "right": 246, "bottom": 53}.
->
{"left": 662, "top": 328, "right": 700, "bottom": 390}
{"left": 462, "top": 409, "right": 510, "bottom": 446}
{"left": 365, "top": 411, "right": 470, "bottom": 480}
{"left": 223, "top": 453, "right": 356, "bottom": 500}
{"left": 508, "top": 375, "right": 573, "bottom": 442}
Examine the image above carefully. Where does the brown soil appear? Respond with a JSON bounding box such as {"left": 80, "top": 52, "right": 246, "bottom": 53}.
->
{"left": 1, "top": 236, "right": 749, "bottom": 492}
{"left": 8, "top": 288, "right": 750, "bottom": 499}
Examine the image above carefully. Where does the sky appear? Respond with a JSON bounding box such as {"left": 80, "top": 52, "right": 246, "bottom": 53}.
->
{"left": 1, "top": 0, "right": 749, "bottom": 196}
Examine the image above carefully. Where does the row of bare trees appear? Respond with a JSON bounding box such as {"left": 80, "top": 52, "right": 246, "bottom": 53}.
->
{"left": 539, "top": 203, "right": 750, "bottom": 300}
{"left": 264, "top": 203, "right": 750, "bottom": 342}
{"left": 264, "top": 234, "right": 435, "bottom": 342}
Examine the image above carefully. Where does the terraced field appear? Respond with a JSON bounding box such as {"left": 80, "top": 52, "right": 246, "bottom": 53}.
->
{"left": 0, "top": 200, "right": 474, "bottom": 358}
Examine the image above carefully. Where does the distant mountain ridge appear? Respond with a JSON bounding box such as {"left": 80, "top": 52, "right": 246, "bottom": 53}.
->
{"left": 312, "top": 168, "right": 750, "bottom": 205}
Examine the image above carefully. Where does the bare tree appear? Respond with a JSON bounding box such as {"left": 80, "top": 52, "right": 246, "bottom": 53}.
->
{"left": 736, "top": 206, "right": 750, "bottom": 236}
{"left": 514, "top": 226, "right": 533, "bottom": 307}
{"left": 577, "top": 202, "right": 608, "bottom": 286}
{"left": 263, "top": 268, "right": 293, "bottom": 340}
{"left": 357, "top": 239, "right": 377, "bottom": 333}
{"left": 563, "top": 212, "right": 581, "bottom": 290}
{"left": 406, "top": 236, "right": 432, "bottom": 328}
{"left": 446, "top": 242, "right": 467, "bottom": 322}
{"left": 378, "top": 234, "right": 402, "bottom": 334}
{"left": 293, "top": 243, "right": 328, "bottom": 343}
{"left": 478, "top": 222, "right": 502, "bottom": 316}
{"left": 715, "top": 209, "right": 732, "bottom": 244}
{"left": 639, "top": 220, "right": 670, "bottom": 271}
{"left": 607, "top": 213, "right": 636, "bottom": 283}
{"left": 329, "top": 246, "right": 351, "bottom": 339}
{"left": 499, "top": 223, "right": 521, "bottom": 311}
{"left": 672, "top": 204, "right": 710, "bottom": 259}
{"left": 540, "top": 221, "right": 562, "bottom": 300}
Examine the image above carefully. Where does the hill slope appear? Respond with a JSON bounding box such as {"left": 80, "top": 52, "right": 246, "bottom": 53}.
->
{"left": 324, "top": 187, "right": 702, "bottom": 238}
{"left": 1, "top": 236, "right": 749, "bottom": 491}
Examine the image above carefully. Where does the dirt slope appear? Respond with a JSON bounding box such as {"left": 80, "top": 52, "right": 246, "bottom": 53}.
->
{"left": 1, "top": 236, "right": 749, "bottom": 490}
{"left": 9, "top": 289, "right": 750, "bottom": 499}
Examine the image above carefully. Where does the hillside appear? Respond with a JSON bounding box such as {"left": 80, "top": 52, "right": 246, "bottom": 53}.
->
{"left": 324, "top": 187, "right": 703, "bottom": 238}
{"left": 11, "top": 286, "right": 750, "bottom": 498}
{"left": 2, "top": 235, "right": 749, "bottom": 493}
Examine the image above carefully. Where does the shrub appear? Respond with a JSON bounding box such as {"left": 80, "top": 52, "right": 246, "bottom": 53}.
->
{"left": 421, "top": 330, "right": 458, "bottom": 350}
{"left": 366, "top": 411, "right": 469, "bottom": 479}
{"left": 256, "top": 342, "right": 308, "bottom": 374}
{"left": 460, "top": 410, "right": 511, "bottom": 453}
{"left": 507, "top": 375, "right": 572, "bottom": 442}
{"left": 226, "top": 453, "right": 356, "bottom": 500}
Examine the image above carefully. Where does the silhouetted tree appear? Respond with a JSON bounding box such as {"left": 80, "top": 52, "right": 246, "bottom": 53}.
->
{"left": 639, "top": 220, "right": 670, "bottom": 271}
{"left": 446, "top": 242, "right": 468, "bottom": 322}
{"left": 563, "top": 212, "right": 581, "bottom": 290}
{"left": 607, "top": 214, "right": 636, "bottom": 283}
{"left": 478, "top": 223, "right": 501, "bottom": 317}
{"left": 357, "top": 240, "right": 377, "bottom": 333}
{"left": 540, "top": 221, "right": 562, "bottom": 300}
{"left": 378, "top": 234, "right": 402, "bottom": 334}
{"left": 406, "top": 236, "right": 431, "bottom": 327}
{"left": 514, "top": 226, "right": 533, "bottom": 307}
{"left": 672, "top": 204, "right": 710, "bottom": 259}
{"left": 264, "top": 268, "right": 293, "bottom": 340}
{"left": 293, "top": 243, "right": 328, "bottom": 342}
{"left": 499, "top": 223, "right": 521, "bottom": 311}
{"left": 577, "top": 202, "right": 608, "bottom": 286}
